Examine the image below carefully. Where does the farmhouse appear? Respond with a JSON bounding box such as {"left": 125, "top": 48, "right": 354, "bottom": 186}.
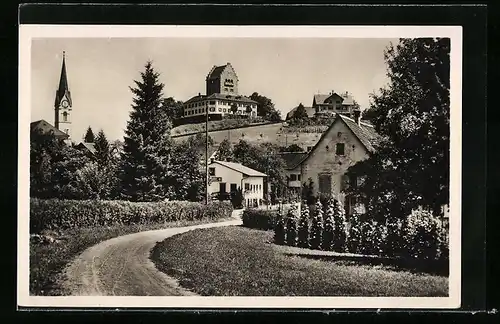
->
{"left": 283, "top": 110, "right": 382, "bottom": 215}
{"left": 207, "top": 160, "right": 267, "bottom": 208}
{"left": 182, "top": 63, "right": 258, "bottom": 122}
{"left": 313, "top": 91, "right": 356, "bottom": 117}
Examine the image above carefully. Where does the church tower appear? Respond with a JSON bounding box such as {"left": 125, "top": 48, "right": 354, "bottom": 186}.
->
{"left": 54, "top": 51, "right": 72, "bottom": 138}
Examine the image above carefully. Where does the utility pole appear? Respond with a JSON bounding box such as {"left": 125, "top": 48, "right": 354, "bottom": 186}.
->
{"left": 205, "top": 104, "right": 209, "bottom": 204}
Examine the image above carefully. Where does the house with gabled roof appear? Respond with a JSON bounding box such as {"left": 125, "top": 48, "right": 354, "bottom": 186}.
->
{"left": 312, "top": 91, "right": 356, "bottom": 117}
{"left": 30, "top": 119, "right": 70, "bottom": 141}
{"left": 284, "top": 110, "right": 382, "bottom": 215}
{"left": 207, "top": 159, "right": 267, "bottom": 208}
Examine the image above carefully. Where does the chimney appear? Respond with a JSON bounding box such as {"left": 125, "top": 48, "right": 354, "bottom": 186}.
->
{"left": 353, "top": 109, "right": 361, "bottom": 126}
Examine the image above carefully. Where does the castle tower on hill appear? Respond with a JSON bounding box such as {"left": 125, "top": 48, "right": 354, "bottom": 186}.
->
{"left": 205, "top": 62, "right": 239, "bottom": 96}
{"left": 54, "top": 51, "right": 72, "bottom": 139}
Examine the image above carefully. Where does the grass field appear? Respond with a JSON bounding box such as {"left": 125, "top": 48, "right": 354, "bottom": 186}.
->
{"left": 29, "top": 218, "right": 231, "bottom": 296}
{"left": 150, "top": 226, "right": 448, "bottom": 296}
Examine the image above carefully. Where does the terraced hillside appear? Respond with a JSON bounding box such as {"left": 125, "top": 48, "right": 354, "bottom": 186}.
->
{"left": 172, "top": 121, "right": 329, "bottom": 150}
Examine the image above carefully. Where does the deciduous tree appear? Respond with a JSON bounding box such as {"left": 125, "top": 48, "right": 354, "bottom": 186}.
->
{"left": 345, "top": 38, "right": 450, "bottom": 220}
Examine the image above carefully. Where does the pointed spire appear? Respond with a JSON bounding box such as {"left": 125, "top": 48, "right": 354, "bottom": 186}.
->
{"left": 55, "top": 51, "right": 71, "bottom": 107}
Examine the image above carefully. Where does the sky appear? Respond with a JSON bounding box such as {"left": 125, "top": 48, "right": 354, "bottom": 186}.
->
{"left": 31, "top": 37, "right": 397, "bottom": 142}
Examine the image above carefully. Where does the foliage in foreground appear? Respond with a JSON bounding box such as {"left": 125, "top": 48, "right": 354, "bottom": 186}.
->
{"left": 151, "top": 226, "right": 448, "bottom": 296}
{"left": 30, "top": 218, "right": 231, "bottom": 296}
{"left": 270, "top": 198, "right": 448, "bottom": 262}
{"left": 30, "top": 198, "right": 233, "bottom": 233}
{"left": 241, "top": 209, "right": 278, "bottom": 231}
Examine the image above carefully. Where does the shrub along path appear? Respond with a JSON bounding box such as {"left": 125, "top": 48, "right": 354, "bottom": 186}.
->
{"left": 59, "top": 210, "right": 242, "bottom": 296}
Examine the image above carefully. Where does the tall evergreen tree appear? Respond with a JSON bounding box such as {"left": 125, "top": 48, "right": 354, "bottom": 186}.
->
{"left": 84, "top": 126, "right": 95, "bottom": 143}
{"left": 119, "top": 61, "right": 173, "bottom": 202}
{"left": 94, "top": 129, "right": 111, "bottom": 167}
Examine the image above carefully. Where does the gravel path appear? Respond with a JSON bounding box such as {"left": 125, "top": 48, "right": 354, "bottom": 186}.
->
{"left": 61, "top": 211, "right": 242, "bottom": 296}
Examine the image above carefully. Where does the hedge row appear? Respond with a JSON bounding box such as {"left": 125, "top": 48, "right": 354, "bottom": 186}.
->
{"left": 272, "top": 199, "right": 449, "bottom": 262}
{"left": 241, "top": 209, "right": 278, "bottom": 230}
{"left": 30, "top": 198, "right": 233, "bottom": 233}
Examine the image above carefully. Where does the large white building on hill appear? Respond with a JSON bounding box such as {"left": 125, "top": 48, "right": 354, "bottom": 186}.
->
{"left": 182, "top": 63, "right": 258, "bottom": 121}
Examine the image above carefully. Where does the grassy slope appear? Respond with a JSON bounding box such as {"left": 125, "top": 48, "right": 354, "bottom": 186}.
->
{"left": 151, "top": 226, "right": 448, "bottom": 297}
{"left": 30, "top": 218, "right": 230, "bottom": 296}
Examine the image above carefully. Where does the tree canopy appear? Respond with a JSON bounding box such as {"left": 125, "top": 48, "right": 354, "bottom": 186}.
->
{"left": 249, "top": 92, "right": 282, "bottom": 122}
{"left": 345, "top": 38, "right": 450, "bottom": 220}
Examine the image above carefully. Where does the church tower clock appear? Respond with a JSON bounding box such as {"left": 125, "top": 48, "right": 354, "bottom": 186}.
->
{"left": 54, "top": 51, "right": 72, "bottom": 138}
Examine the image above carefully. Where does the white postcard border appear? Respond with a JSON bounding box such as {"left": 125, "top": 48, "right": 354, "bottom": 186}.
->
{"left": 18, "top": 25, "right": 463, "bottom": 309}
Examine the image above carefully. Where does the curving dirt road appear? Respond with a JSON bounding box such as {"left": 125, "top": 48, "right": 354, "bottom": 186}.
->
{"left": 61, "top": 212, "right": 242, "bottom": 296}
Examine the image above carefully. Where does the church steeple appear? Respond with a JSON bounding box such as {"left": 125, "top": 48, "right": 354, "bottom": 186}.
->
{"left": 54, "top": 51, "right": 72, "bottom": 138}
{"left": 55, "top": 51, "right": 72, "bottom": 107}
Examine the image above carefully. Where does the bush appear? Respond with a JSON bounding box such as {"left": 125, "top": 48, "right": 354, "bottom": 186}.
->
{"left": 359, "top": 220, "right": 385, "bottom": 256}
{"left": 383, "top": 218, "right": 404, "bottom": 257}
{"left": 402, "top": 209, "right": 441, "bottom": 260}
{"left": 30, "top": 198, "right": 233, "bottom": 233}
{"left": 310, "top": 200, "right": 324, "bottom": 250}
{"left": 322, "top": 198, "right": 335, "bottom": 251}
{"left": 241, "top": 209, "right": 278, "bottom": 230}
{"left": 347, "top": 210, "right": 362, "bottom": 254}
{"left": 285, "top": 204, "right": 299, "bottom": 247}
{"left": 273, "top": 208, "right": 286, "bottom": 245}
{"left": 297, "top": 202, "right": 311, "bottom": 248}
{"left": 332, "top": 197, "right": 347, "bottom": 252}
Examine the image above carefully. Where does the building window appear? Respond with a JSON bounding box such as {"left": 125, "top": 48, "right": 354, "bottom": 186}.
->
{"left": 223, "top": 108, "right": 227, "bottom": 113}
{"left": 297, "top": 174, "right": 301, "bottom": 181}
{"left": 62, "top": 112, "right": 68, "bottom": 122}
{"left": 218, "top": 108, "right": 222, "bottom": 112}
{"left": 210, "top": 107, "right": 215, "bottom": 112}
{"left": 244, "top": 183, "right": 250, "bottom": 191}
{"left": 230, "top": 183, "right": 237, "bottom": 192}
{"left": 210, "top": 101, "right": 216, "bottom": 105}
{"left": 290, "top": 174, "right": 297, "bottom": 181}
{"left": 336, "top": 143, "right": 345, "bottom": 155}
{"left": 209, "top": 167, "right": 215, "bottom": 176}
{"left": 318, "top": 174, "right": 332, "bottom": 194}
{"left": 230, "top": 89, "right": 234, "bottom": 92}
{"left": 337, "top": 132, "right": 342, "bottom": 138}
{"left": 307, "top": 146, "right": 313, "bottom": 152}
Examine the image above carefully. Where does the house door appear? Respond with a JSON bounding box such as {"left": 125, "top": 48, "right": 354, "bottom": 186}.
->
{"left": 318, "top": 174, "right": 332, "bottom": 195}
{"left": 219, "top": 182, "right": 227, "bottom": 193}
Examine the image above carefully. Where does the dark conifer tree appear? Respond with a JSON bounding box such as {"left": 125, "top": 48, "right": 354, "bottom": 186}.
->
{"left": 119, "top": 61, "right": 173, "bottom": 202}
{"left": 84, "top": 126, "right": 95, "bottom": 143}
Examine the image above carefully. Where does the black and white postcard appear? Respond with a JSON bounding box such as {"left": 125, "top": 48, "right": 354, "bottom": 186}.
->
{"left": 18, "top": 25, "right": 462, "bottom": 309}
